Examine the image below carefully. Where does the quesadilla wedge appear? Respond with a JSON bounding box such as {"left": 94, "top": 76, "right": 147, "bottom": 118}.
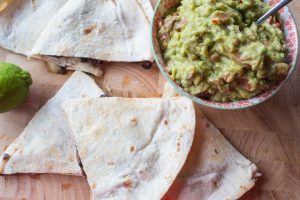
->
{"left": 163, "top": 83, "right": 260, "bottom": 200}
{"left": 0, "top": 71, "right": 104, "bottom": 175}
{"left": 0, "top": 0, "right": 153, "bottom": 76}
{"left": 62, "top": 97, "right": 195, "bottom": 200}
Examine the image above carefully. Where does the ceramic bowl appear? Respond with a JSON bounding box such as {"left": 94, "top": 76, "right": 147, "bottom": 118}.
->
{"left": 152, "top": 0, "right": 299, "bottom": 109}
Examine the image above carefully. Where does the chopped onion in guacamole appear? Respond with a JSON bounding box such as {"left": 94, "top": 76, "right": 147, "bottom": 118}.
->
{"left": 158, "top": 0, "right": 289, "bottom": 102}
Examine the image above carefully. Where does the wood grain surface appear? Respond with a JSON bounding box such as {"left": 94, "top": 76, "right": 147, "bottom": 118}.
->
{"left": 0, "top": 0, "right": 299, "bottom": 199}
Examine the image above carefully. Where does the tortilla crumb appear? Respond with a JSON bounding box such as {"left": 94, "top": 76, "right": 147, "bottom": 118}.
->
{"left": 92, "top": 184, "right": 97, "bottom": 189}
{"left": 240, "top": 185, "right": 247, "bottom": 191}
{"left": 123, "top": 179, "right": 133, "bottom": 189}
{"left": 176, "top": 142, "right": 181, "bottom": 152}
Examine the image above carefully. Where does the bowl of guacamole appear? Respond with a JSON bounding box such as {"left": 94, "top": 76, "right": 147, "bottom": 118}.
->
{"left": 152, "top": 0, "right": 299, "bottom": 109}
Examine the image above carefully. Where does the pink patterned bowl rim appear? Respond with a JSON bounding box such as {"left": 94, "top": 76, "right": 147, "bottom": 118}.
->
{"left": 151, "top": 0, "right": 299, "bottom": 110}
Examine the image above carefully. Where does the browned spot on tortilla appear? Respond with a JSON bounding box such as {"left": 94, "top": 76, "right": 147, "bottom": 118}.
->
{"left": 176, "top": 142, "right": 181, "bottom": 152}
{"left": 62, "top": 183, "right": 72, "bottom": 190}
{"left": 107, "top": 161, "right": 115, "bottom": 165}
{"left": 2, "top": 153, "right": 10, "bottom": 161}
{"left": 21, "top": 198, "right": 26, "bottom": 200}
{"left": 164, "top": 119, "right": 169, "bottom": 125}
{"left": 213, "top": 181, "right": 219, "bottom": 188}
{"left": 214, "top": 149, "right": 219, "bottom": 154}
{"left": 130, "top": 146, "right": 135, "bottom": 152}
{"left": 31, "top": 0, "right": 36, "bottom": 11}
{"left": 83, "top": 25, "right": 96, "bottom": 35}
{"left": 91, "top": 184, "right": 97, "bottom": 189}
{"left": 206, "top": 123, "right": 210, "bottom": 128}
{"left": 240, "top": 185, "right": 247, "bottom": 191}
{"left": 123, "top": 179, "right": 133, "bottom": 189}
{"left": 111, "top": 0, "right": 116, "bottom": 6}
{"left": 130, "top": 117, "right": 138, "bottom": 127}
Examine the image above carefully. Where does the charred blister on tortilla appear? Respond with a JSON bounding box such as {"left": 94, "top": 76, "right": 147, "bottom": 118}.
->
{"left": 129, "top": 117, "right": 138, "bottom": 127}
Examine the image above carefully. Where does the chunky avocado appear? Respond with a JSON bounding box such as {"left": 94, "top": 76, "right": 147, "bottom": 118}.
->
{"left": 158, "top": 0, "right": 289, "bottom": 102}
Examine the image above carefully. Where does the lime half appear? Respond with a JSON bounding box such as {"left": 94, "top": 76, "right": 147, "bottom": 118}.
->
{"left": 0, "top": 62, "right": 32, "bottom": 113}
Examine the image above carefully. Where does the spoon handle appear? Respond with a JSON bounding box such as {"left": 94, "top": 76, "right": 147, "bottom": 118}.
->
{"left": 256, "top": 0, "right": 293, "bottom": 25}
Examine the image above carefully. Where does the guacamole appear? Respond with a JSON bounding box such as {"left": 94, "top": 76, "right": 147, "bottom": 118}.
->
{"left": 158, "top": 0, "right": 289, "bottom": 102}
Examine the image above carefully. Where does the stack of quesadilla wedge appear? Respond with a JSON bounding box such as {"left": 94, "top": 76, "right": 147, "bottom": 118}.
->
{"left": 0, "top": 0, "right": 154, "bottom": 76}
{"left": 0, "top": 74, "right": 196, "bottom": 199}
{"left": 0, "top": 73, "right": 259, "bottom": 199}
{"left": 0, "top": 71, "right": 104, "bottom": 175}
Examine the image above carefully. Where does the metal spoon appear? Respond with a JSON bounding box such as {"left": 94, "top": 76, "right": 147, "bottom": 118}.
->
{"left": 256, "top": 0, "right": 293, "bottom": 25}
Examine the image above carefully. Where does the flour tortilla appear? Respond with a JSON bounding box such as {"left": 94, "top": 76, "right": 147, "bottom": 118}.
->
{"left": 0, "top": 0, "right": 153, "bottom": 76}
{"left": 163, "top": 83, "right": 260, "bottom": 200}
{"left": 62, "top": 97, "right": 195, "bottom": 200}
{"left": 137, "top": 0, "right": 154, "bottom": 23}
{"left": 0, "top": 71, "right": 104, "bottom": 175}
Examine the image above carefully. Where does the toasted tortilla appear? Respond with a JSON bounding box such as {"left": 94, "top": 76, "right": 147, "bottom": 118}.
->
{"left": 0, "top": 0, "right": 153, "bottom": 76}
{"left": 0, "top": 71, "right": 104, "bottom": 175}
{"left": 62, "top": 97, "right": 195, "bottom": 200}
{"left": 163, "top": 83, "right": 260, "bottom": 200}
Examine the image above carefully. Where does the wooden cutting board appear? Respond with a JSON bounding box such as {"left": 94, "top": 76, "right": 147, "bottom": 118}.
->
{"left": 0, "top": 1, "right": 300, "bottom": 199}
